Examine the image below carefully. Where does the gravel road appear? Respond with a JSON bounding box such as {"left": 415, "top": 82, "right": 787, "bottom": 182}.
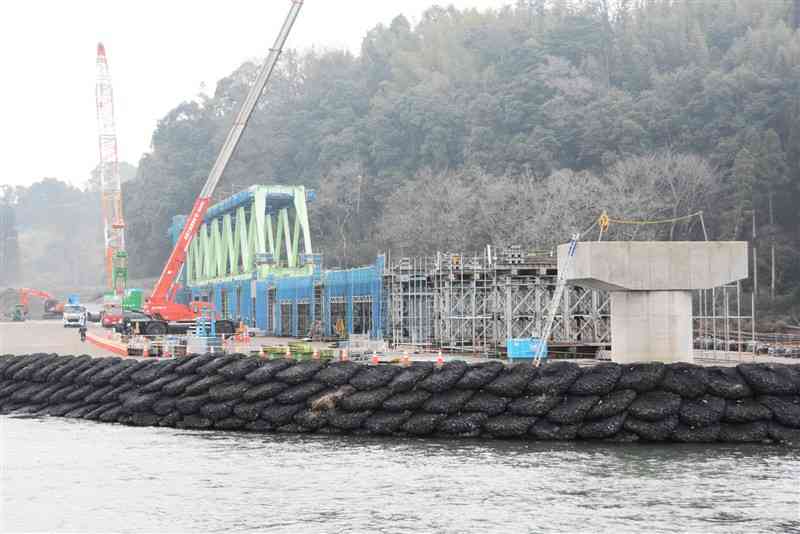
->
{"left": 0, "top": 320, "right": 110, "bottom": 357}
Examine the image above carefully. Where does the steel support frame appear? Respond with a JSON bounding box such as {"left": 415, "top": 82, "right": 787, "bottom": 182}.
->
{"left": 383, "top": 253, "right": 611, "bottom": 354}
{"left": 188, "top": 185, "right": 313, "bottom": 284}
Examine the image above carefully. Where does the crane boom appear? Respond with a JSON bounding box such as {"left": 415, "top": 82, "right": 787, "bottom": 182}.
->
{"left": 18, "top": 288, "right": 54, "bottom": 307}
{"left": 96, "top": 43, "right": 127, "bottom": 294}
{"left": 145, "top": 0, "right": 304, "bottom": 320}
{"left": 200, "top": 2, "right": 303, "bottom": 199}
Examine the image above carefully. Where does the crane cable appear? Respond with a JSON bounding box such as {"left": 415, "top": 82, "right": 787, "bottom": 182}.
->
{"left": 596, "top": 210, "right": 708, "bottom": 241}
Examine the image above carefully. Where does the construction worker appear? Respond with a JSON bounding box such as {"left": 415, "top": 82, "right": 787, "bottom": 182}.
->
{"left": 79, "top": 323, "right": 87, "bottom": 342}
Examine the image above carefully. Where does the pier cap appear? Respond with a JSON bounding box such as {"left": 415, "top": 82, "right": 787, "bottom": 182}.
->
{"left": 557, "top": 241, "right": 748, "bottom": 291}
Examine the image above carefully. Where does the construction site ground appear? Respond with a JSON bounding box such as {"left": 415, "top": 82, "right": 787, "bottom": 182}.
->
{"left": 0, "top": 320, "right": 110, "bottom": 357}
{"left": 0, "top": 319, "right": 794, "bottom": 367}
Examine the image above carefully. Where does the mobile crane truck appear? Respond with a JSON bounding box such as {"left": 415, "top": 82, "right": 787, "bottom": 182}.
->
{"left": 123, "top": 0, "right": 304, "bottom": 337}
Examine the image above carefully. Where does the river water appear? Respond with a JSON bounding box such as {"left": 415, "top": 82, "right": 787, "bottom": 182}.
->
{"left": 1, "top": 416, "right": 798, "bottom": 533}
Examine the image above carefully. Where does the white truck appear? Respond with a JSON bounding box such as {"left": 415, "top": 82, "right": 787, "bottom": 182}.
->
{"left": 62, "top": 304, "right": 86, "bottom": 328}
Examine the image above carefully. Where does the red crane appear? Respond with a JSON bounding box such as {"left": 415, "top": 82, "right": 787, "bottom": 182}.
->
{"left": 134, "top": 1, "right": 304, "bottom": 336}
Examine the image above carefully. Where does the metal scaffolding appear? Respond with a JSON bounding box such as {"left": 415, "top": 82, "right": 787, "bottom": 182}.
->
{"left": 383, "top": 248, "right": 611, "bottom": 355}
{"left": 692, "top": 282, "right": 757, "bottom": 362}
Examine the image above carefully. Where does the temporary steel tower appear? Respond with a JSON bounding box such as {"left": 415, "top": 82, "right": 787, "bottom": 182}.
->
{"left": 95, "top": 42, "right": 127, "bottom": 295}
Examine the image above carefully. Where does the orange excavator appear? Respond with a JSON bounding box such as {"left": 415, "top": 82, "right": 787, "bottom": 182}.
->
{"left": 16, "top": 288, "right": 64, "bottom": 319}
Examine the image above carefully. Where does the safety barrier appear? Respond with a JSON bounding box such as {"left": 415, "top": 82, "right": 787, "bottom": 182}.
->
{"left": 86, "top": 333, "right": 128, "bottom": 357}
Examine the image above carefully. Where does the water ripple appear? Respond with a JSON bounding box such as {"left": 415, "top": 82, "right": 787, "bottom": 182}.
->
{"left": 1, "top": 416, "right": 798, "bottom": 533}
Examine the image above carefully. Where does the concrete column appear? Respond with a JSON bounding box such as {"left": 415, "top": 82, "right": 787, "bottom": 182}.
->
{"left": 610, "top": 290, "right": 692, "bottom": 363}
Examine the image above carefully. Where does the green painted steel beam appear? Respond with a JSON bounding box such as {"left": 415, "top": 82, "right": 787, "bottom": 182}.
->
{"left": 186, "top": 184, "right": 314, "bottom": 286}
{"left": 236, "top": 206, "right": 249, "bottom": 272}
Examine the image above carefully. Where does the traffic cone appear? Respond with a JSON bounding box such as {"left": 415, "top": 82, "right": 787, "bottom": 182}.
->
{"left": 436, "top": 350, "right": 444, "bottom": 367}
{"left": 341, "top": 349, "right": 349, "bottom": 362}
{"left": 285, "top": 346, "right": 292, "bottom": 360}
{"left": 401, "top": 351, "right": 410, "bottom": 367}
{"left": 371, "top": 352, "right": 379, "bottom": 365}
{"left": 260, "top": 346, "right": 266, "bottom": 359}
{"left": 143, "top": 341, "right": 149, "bottom": 359}
{"left": 312, "top": 348, "right": 320, "bottom": 360}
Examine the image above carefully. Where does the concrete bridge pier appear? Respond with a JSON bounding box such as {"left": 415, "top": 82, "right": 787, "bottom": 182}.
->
{"left": 557, "top": 241, "right": 748, "bottom": 364}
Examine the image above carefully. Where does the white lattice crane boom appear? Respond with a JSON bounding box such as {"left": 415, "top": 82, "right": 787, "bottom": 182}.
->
{"left": 95, "top": 42, "right": 126, "bottom": 294}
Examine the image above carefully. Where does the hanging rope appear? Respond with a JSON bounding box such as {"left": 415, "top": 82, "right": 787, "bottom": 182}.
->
{"left": 596, "top": 210, "right": 708, "bottom": 241}
{"left": 605, "top": 211, "right": 703, "bottom": 226}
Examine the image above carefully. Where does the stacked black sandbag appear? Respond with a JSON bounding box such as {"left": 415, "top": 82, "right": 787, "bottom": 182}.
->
{"left": 737, "top": 363, "right": 800, "bottom": 443}
{"left": 0, "top": 352, "right": 799, "bottom": 445}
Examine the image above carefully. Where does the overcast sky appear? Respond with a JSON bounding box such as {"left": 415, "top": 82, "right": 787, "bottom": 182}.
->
{"left": 0, "top": 0, "right": 512, "bottom": 188}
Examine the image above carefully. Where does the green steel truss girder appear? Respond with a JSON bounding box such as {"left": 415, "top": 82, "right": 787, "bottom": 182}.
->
{"left": 187, "top": 185, "right": 313, "bottom": 286}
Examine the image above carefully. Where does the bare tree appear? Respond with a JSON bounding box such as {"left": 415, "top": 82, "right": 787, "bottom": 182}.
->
{"left": 312, "top": 163, "right": 363, "bottom": 268}
{"left": 600, "top": 151, "right": 719, "bottom": 240}
{"left": 377, "top": 151, "right": 720, "bottom": 260}
{"left": 379, "top": 169, "right": 474, "bottom": 255}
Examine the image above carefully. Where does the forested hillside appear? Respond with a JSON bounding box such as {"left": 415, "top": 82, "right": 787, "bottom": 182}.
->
{"left": 125, "top": 0, "right": 800, "bottom": 320}
{"left": 0, "top": 180, "right": 104, "bottom": 290}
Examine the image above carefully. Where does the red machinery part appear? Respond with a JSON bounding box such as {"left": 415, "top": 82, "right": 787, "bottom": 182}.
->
{"left": 142, "top": 1, "right": 303, "bottom": 324}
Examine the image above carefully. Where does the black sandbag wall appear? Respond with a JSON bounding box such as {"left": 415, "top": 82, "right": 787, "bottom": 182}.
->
{"left": 1, "top": 353, "right": 799, "bottom": 445}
